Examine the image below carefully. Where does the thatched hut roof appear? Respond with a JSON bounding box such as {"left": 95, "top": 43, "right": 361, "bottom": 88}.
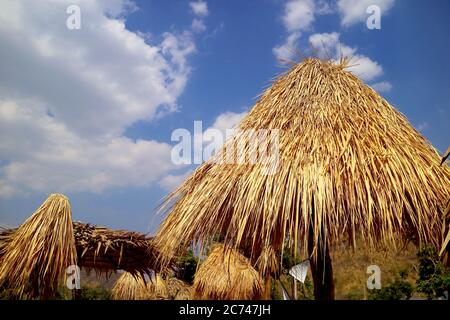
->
{"left": 156, "top": 58, "right": 450, "bottom": 273}
{"left": 0, "top": 194, "right": 76, "bottom": 298}
{"left": 74, "top": 222, "right": 159, "bottom": 274}
{"left": 0, "top": 222, "right": 161, "bottom": 275}
{"left": 192, "top": 244, "right": 263, "bottom": 300}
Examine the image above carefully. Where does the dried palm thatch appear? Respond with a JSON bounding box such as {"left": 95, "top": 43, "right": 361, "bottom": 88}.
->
{"left": 0, "top": 194, "right": 76, "bottom": 298}
{"left": 439, "top": 200, "right": 450, "bottom": 265}
{"left": 155, "top": 58, "right": 450, "bottom": 274}
{"left": 439, "top": 147, "right": 450, "bottom": 264}
{"left": 1, "top": 222, "right": 162, "bottom": 276}
{"left": 166, "top": 277, "right": 192, "bottom": 300}
{"left": 192, "top": 244, "right": 263, "bottom": 300}
{"left": 149, "top": 274, "right": 169, "bottom": 299}
{"left": 0, "top": 228, "right": 13, "bottom": 258}
{"left": 111, "top": 272, "right": 168, "bottom": 300}
{"left": 74, "top": 222, "right": 159, "bottom": 275}
{"left": 111, "top": 272, "right": 149, "bottom": 300}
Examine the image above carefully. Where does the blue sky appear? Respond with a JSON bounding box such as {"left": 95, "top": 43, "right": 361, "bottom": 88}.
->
{"left": 0, "top": 0, "right": 449, "bottom": 234}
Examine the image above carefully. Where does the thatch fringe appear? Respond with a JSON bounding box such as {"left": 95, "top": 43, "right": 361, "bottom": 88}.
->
{"left": 111, "top": 272, "right": 168, "bottom": 300}
{"left": 0, "top": 194, "right": 76, "bottom": 298}
{"left": 192, "top": 244, "right": 263, "bottom": 300}
{"left": 74, "top": 222, "right": 159, "bottom": 275}
{"left": 155, "top": 58, "right": 450, "bottom": 274}
{"left": 166, "top": 277, "right": 192, "bottom": 300}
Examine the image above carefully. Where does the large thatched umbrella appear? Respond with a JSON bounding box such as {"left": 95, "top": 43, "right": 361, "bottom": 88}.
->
{"left": 155, "top": 58, "right": 450, "bottom": 299}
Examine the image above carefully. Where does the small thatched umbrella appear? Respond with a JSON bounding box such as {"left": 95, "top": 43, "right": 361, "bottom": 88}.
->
{"left": 192, "top": 244, "right": 263, "bottom": 300}
{"left": 0, "top": 194, "right": 76, "bottom": 299}
{"left": 155, "top": 58, "right": 450, "bottom": 299}
{"left": 166, "top": 277, "right": 192, "bottom": 300}
{"left": 111, "top": 272, "right": 168, "bottom": 300}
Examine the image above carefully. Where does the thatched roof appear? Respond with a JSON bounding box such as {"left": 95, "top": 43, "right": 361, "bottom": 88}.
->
{"left": 0, "top": 194, "right": 76, "bottom": 298}
{"left": 111, "top": 272, "right": 168, "bottom": 300}
{"left": 166, "top": 277, "right": 192, "bottom": 300}
{"left": 439, "top": 149, "right": 450, "bottom": 265}
{"left": 192, "top": 244, "right": 263, "bottom": 300}
{"left": 74, "top": 222, "right": 159, "bottom": 274}
{"left": 0, "top": 194, "right": 164, "bottom": 298}
{"left": 155, "top": 58, "right": 450, "bottom": 273}
{"left": 0, "top": 222, "right": 160, "bottom": 275}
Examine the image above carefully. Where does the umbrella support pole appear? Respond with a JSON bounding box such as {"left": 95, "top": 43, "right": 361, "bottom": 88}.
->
{"left": 308, "top": 232, "right": 335, "bottom": 300}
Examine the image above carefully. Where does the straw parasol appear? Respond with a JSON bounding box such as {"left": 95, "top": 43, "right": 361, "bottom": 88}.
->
{"left": 111, "top": 272, "right": 168, "bottom": 300}
{"left": 0, "top": 222, "right": 161, "bottom": 278}
{"left": 0, "top": 194, "right": 163, "bottom": 299}
{"left": 192, "top": 244, "right": 263, "bottom": 300}
{"left": 166, "top": 277, "right": 192, "bottom": 300}
{"left": 74, "top": 222, "right": 160, "bottom": 275}
{"left": 155, "top": 58, "right": 450, "bottom": 299}
{"left": 0, "top": 194, "right": 76, "bottom": 299}
{"left": 439, "top": 147, "right": 450, "bottom": 265}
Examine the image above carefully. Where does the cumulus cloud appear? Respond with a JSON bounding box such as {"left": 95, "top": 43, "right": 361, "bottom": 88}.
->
{"left": 273, "top": 32, "right": 302, "bottom": 62}
{"left": 282, "top": 0, "right": 316, "bottom": 32}
{"left": 189, "top": 1, "right": 208, "bottom": 34}
{"left": 207, "top": 111, "right": 247, "bottom": 133}
{"left": 0, "top": 0, "right": 196, "bottom": 196}
{"left": 309, "top": 32, "right": 383, "bottom": 81}
{"left": 274, "top": 0, "right": 332, "bottom": 63}
{"left": 191, "top": 19, "right": 206, "bottom": 33}
{"left": 190, "top": 1, "right": 208, "bottom": 17}
{"left": 337, "top": 0, "right": 395, "bottom": 27}
{"left": 197, "top": 111, "right": 248, "bottom": 162}
{"left": 159, "top": 171, "right": 191, "bottom": 192}
{"left": 371, "top": 81, "right": 392, "bottom": 92}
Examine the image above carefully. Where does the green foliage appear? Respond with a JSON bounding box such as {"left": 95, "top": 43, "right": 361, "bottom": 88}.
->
{"left": 416, "top": 246, "right": 450, "bottom": 299}
{"left": 77, "top": 286, "right": 111, "bottom": 300}
{"left": 54, "top": 285, "right": 111, "bottom": 300}
{"left": 176, "top": 248, "right": 199, "bottom": 284}
{"left": 297, "top": 278, "right": 314, "bottom": 300}
{"left": 369, "top": 270, "right": 413, "bottom": 300}
{"left": 281, "top": 249, "right": 301, "bottom": 270}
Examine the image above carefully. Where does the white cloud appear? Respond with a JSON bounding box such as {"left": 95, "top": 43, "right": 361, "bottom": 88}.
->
{"left": 0, "top": 97, "right": 180, "bottom": 195}
{"left": 207, "top": 111, "right": 247, "bottom": 133}
{"left": 159, "top": 171, "right": 191, "bottom": 192}
{"left": 316, "top": 0, "right": 334, "bottom": 15}
{"left": 0, "top": 0, "right": 196, "bottom": 196}
{"left": 274, "top": 0, "right": 333, "bottom": 63}
{"left": 273, "top": 32, "right": 302, "bottom": 62}
{"left": 308, "top": 32, "right": 383, "bottom": 81}
{"left": 197, "top": 111, "right": 247, "bottom": 162}
{"left": 190, "top": 1, "right": 208, "bottom": 17}
{"left": 371, "top": 81, "right": 392, "bottom": 92}
{"left": 283, "top": 0, "right": 316, "bottom": 32}
{"left": 191, "top": 18, "right": 206, "bottom": 33}
{"left": 337, "top": 0, "right": 394, "bottom": 27}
